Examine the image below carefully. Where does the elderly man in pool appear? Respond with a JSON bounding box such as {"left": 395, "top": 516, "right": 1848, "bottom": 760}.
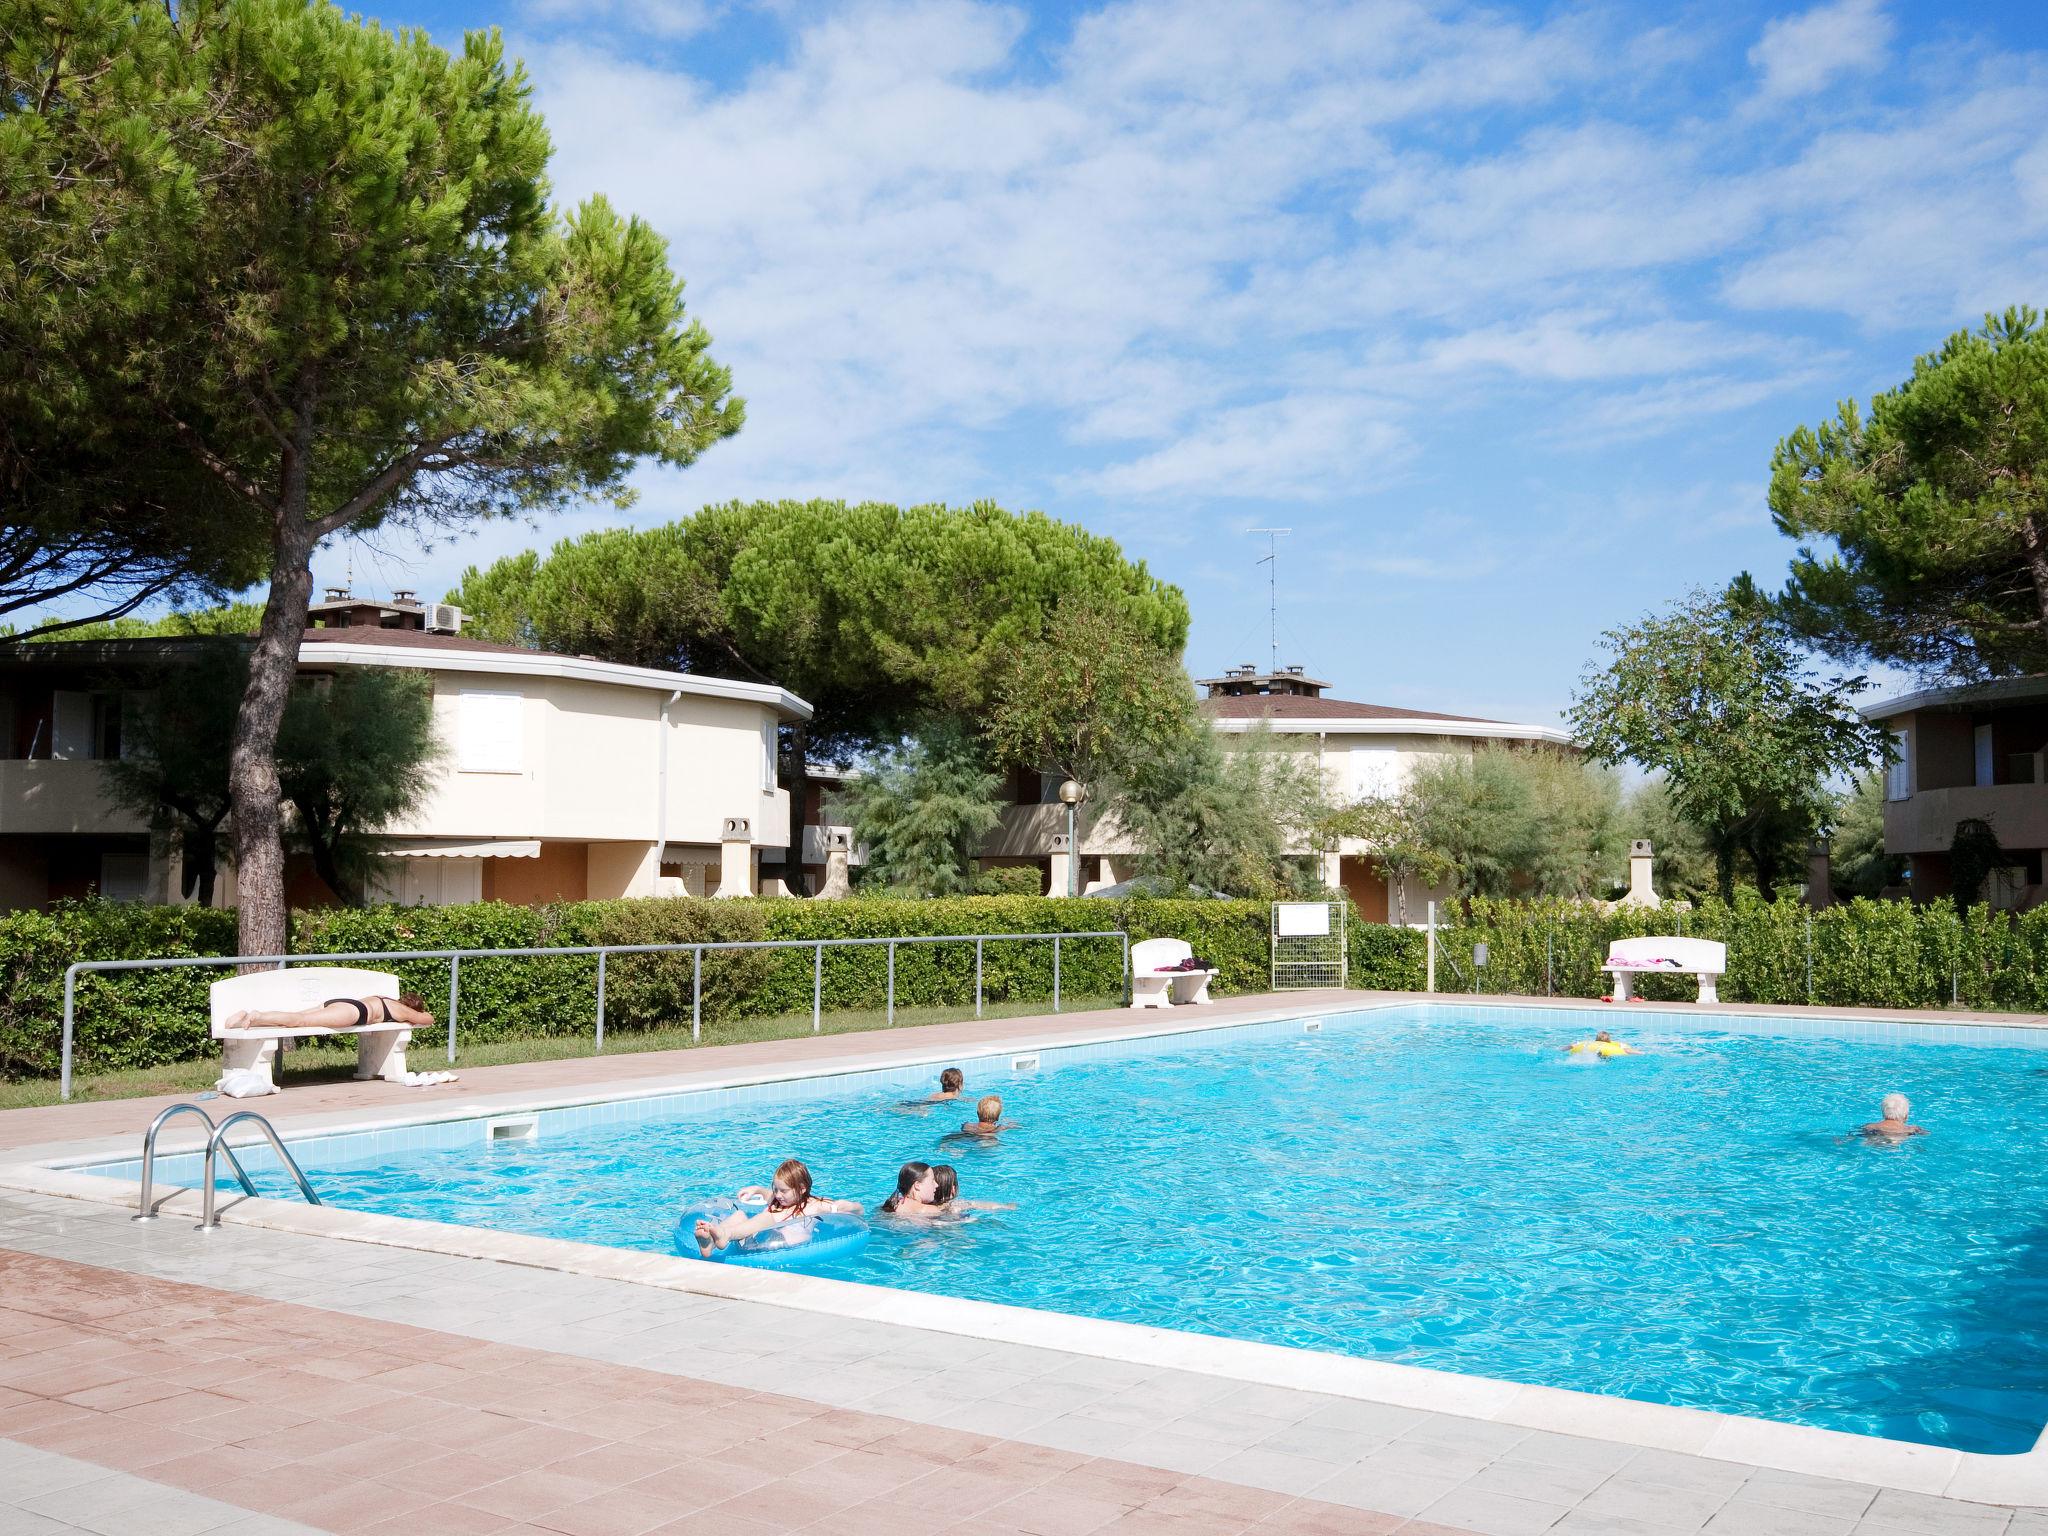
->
{"left": 1860, "top": 1092, "right": 1928, "bottom": 1140}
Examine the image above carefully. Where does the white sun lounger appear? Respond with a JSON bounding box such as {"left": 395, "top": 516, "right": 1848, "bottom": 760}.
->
{"left": 1601, "top": 936, "right": 1725, "bottom": 1004}
{"left": 1129, "top": 938, "right": 1217, "bottom": 1010}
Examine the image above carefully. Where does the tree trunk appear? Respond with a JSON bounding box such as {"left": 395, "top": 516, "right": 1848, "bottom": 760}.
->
{"left": 2020, "top": 515, "right": 2048, "bottom": 639}
{"left": 1713, "top": 840, "right": 1737, "bottom": 905}
{"left": 230, "top": 524, "right": 314, "bottom": 960}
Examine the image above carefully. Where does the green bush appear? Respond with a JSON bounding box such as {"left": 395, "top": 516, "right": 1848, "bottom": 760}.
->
{"left": 15, "top": 890, "right": 2034, "bottom": 1083}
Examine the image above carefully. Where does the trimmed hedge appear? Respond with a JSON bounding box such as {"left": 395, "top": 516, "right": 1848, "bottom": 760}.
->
{"left": 1432, "top": 892, "right": 2048, "bottom": 1011}
{"left": 18, "top": 890, "right": 2025, "bottom": 1083}
{"left": 2, "top": 894, "right": 1343, "bottom": 1080}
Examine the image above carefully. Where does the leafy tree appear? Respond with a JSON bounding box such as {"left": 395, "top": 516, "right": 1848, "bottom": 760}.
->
{"left": 278, "top": 670, "right": 441, "bottom": 904}
{"left": 1769, "top": 308, "right": 2048, "bottom": 680}
{"left": 105, "top": 646, "right": 439, "bottom": 906}
{"left": 9, "top": 0, "right": 739, "bottom": 957}
{"left": 1336, "top": 794, "right": 1455, "bottom": 924}
{"left": 1110, "top": 726, "right": 1333, "bottom": 898}
{"left": 831, "top": 725, "right": 1004, "bottom": 898}
{"left": 102, "top": 643, "right": 247, "bottom": 906}
{"left": 1948, "top": 818, "right": 2010, "bottom": 910}
{"left": 452, "top": 500, "right": 1190, "bottom": 883}
{"left": 1568, "top": 587, "right": 1890, "bottom": 901}
{"left": 1363, "top": 747, "right": 1624, "bottom": 904}
{"left": 14, "top": 603, "right": 265, "bottom": 644}
{"left": 982, "top": 595, "right": 1195, "bottom": 788}
{"left": 1619, "top": 778, "right": 1721, "bottom": 904}
{"left": 1828, "top": 773, "right": 1904, "bottom": 900}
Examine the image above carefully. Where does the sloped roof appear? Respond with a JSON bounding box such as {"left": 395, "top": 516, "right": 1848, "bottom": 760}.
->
{"left": 1200, "top": 693, "right": 1506, "bottom": 724}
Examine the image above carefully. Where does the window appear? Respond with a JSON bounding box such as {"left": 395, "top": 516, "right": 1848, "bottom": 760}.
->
{"left": 457, "top": 691, "right": 523, "bottom": 773}
{"left": 761, "top": 721, "right": 778, "bottom": 791}
{"left": 98, "top": 851, "right": 149, "bottom": 903}
{"left": 90, "top": 693, "right": 124, "bottom": 761}
{"left": 1974, "top": 723, "right": 1995, "bottom": 788}
{"left": 1885, "top": 729, "right": 1912, "bottom": 801}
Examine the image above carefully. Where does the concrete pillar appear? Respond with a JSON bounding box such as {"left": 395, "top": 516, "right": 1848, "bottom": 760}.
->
{"left": 1048, "top": 834, "right": 1073, "bottom": 898}
{"left": 1618, "top": 840, "right": 1661, "bottom": 909}
{"left": 714, "top": 817, "right": 754, "bottom": 899}
{"left": 817, "top": 829, "right": 852, "bottom": 899}
{"left": 1806, "top": 839, "right": 1833, "bottom": 908}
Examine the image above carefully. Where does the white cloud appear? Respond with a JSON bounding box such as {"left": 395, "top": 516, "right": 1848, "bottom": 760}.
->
{"left": 1749, "top": 0, "right": 1894, "bottom": 100}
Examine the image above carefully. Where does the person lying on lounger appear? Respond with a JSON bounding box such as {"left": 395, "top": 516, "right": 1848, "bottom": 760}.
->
{"left": 224, "top": 992, "right": 436, "bottom": 1032}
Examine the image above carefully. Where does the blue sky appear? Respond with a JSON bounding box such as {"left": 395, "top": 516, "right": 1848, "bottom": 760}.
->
{"left": 305, "top": 0, "right": 2048, "bottom": 725}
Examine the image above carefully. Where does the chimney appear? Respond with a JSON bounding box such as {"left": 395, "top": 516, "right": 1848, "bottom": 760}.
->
{"left": 1617, "top": 840, "right": 1661, "bottom": 909}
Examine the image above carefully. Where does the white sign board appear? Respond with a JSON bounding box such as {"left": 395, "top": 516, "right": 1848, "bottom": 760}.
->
{"left": 1274, "top": 902, "right": 1332, "bottom": 937}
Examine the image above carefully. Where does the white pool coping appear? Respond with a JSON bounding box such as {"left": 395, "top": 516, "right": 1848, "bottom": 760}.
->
{"left": 6, "top": 995, "right": 2046, "bottom": 1510}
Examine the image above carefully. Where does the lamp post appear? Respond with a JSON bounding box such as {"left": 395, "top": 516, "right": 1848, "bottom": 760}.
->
{"left": 1058, "top": 778, "right": 1086, "bottom": 896}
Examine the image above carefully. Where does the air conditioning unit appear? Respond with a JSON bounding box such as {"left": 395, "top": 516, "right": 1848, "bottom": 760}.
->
{"left": 426, "top": 603, "right": 463, "bottom": 635}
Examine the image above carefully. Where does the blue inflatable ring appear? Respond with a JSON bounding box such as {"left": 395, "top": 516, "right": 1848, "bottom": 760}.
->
{"left": 675, "top": 1196, "right": 870, "bottom": 1269}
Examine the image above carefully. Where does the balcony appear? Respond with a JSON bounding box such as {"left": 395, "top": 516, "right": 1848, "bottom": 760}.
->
{"left": 1885, "top": 783, "right": 2048, "bottom": 855}
{"left": 0, "top": 760, "right": 150, "bottom": 836}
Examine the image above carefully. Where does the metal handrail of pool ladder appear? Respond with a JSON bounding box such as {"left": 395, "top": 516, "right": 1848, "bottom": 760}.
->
{"left": 198, "top": 1110, "right": 322, "bottom": 1231}
{"left": 134, "top": 1103, "right": 258, "bottom": 1222}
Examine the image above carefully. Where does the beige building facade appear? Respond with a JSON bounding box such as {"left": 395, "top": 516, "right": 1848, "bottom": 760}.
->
{"left": 984, "top": 666, "right": 1571, "bottom": 917}
{"left": 1863, "top": 675, "right": 2048, "bottom": 908}
{"left": 0, "top": 599, "right": 810, "bottom": 911}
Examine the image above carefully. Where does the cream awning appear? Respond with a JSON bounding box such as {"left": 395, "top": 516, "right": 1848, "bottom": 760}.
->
{"left": 379, "top": 839, "right": 542, "bottom": 859}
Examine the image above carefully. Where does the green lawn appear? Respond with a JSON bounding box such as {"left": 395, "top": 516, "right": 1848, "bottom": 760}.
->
{"left": 0, "top": 993, "right": 1125, "bottom": 1111}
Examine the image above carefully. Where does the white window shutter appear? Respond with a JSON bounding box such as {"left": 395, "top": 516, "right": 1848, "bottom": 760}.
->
{"left": 458, "top": 692, "right": 523, "bottom": 773}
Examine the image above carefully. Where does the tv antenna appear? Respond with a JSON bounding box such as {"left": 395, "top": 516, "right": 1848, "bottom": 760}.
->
{"left": 1248, "top": 528, "right": 1291, "bottom": 673}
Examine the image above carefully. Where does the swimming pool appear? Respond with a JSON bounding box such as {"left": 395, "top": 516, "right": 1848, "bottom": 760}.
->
{"left": 95, "top": 1004, "right": 2048, "bottom": 1455}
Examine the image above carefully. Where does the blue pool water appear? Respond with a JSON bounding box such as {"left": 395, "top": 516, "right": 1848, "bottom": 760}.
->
{"left": 213, "top": 1010, "right": 2048, "bottom": 1453}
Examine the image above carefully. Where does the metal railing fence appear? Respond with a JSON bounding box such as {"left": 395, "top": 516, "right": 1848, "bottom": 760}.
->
{"left": 59, "top": 929, "right": 1130, "bottom": 1100}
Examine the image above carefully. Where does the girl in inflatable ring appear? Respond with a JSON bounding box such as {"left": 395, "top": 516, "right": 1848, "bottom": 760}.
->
{"left": 692, "top": 1158, "right": 859, "bottom": 1257}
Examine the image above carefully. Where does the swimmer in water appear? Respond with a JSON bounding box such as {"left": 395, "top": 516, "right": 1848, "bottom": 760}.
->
{"left": 1565, "top": 1029, "right": 1637, "bottom": 1059}
{"left": 879, "top": 1161, "right": 941, "bottom": 1217}
{"left": 1859, "top": 1092, "right": 1927, "bottom": 1140}
{"left": 948, "top": 1093, "right": 1017, "bottom": 1140}
{"left": 900, "top": 1067, "right": 965, "bottom": 1109}
{"left": 698, "top": 1159, "right": 858, "bottom": 1256}
{"left": 931, "top": 1163, "right": 1014, "bottom": 1214}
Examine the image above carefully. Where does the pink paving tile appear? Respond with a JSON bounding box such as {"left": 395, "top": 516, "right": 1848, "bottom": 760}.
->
{"left": 458, "top": 1466, "right": 625, "bottom": 1520}
{"left": 700, "top": 1477, "right": 858, "bottom": 1528}
{"left": 108, "top": 1387, "right": 245, "bottom": 1426}
{"left": 645, "top": 1511, "right": 789, "bottom": 1536}
{"left": 550, "top": 1441, "right": 687, "bottom": 1488}
{"left": 983, "top": 1486, "right": 1131, "bottom": 1535}
{"left": 358, "top": 1502, "right": 521, "bottom": 1535}
{"left": 534, "top": 1487, "right": 685, "bottom": 1536}
{"left": 0, "top": 1396, "right": 98, "bottom": 1435}
{"left": 372, "top": 1447, "right": 538, "bottom": 1498}
{"left": 209, "top": 1461, "right": 363, "bottom": 1511}
{"left": 803, "top": 1497, "right": 961, "bottom": 1536}
{"left": 275, "top": 1477, "right": 441, "bottom": 1534}
{"left": 628, "top": 1458, "right": 780, "bottom": 1512}
{"left": 481, "top": 1423, "right": 617, "bottom": 1467}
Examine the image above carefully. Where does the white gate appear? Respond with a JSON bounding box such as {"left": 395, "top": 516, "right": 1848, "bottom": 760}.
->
{"left": 1270, "top": 901, "right": 1346, "bottom": 990}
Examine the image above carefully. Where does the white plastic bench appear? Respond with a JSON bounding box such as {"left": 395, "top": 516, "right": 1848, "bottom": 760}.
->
{"left": 1602, "top": 937, "right": 1726, "bottom": 1005}
{"left": 1130, "top": 938, "right": 1217, "bottom": 1010}
{"left": 210, "top": 967, "right": 414, "bottom": 1093}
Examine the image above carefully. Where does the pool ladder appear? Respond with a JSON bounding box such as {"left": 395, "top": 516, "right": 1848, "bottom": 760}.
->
{"left": 134, "top": 1102, "right": 321, "bottom": 1231}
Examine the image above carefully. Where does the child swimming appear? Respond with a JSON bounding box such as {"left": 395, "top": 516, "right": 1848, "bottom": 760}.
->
{"left": 898, "top": 1067, "right": 966, "bottom": 1110}
{"left": 1565, "top": 1029, "right": 1638, "bottom": 1059}
{"left": 879, "top": 1161, "right": 939, "bottom": 1215}
{"left": 931, "top": 1163, "right": 1014, "bottom": 1213}
{"left": 948, "top": 1093, "right": 1017, "bottom": 1139}
{"left": 695, "top": 1159, "right": 859, "bottom": 1257}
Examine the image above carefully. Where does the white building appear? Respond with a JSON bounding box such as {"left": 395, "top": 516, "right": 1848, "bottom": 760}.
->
{"left": 0, "top": 593, "right": 811, "bottom": 909}
{"left": 980, "top": 665, "right": 1571, "bottom": 916}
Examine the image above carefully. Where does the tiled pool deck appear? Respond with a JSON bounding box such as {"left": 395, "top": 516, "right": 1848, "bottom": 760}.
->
{"left": 3, "top": 989, "right": 2046, "bottom": 1535}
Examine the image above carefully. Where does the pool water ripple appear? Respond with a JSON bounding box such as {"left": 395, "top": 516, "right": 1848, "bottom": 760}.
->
{"left": 288, "top": 1013, "right": 2048, "bottom": 1454}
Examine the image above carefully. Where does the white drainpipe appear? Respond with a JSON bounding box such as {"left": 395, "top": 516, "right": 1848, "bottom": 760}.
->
{"left": 655, "top": 688, "right": 682, "bottom": 868}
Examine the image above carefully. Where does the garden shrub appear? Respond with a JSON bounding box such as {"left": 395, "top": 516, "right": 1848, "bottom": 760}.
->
{"left": 13, "top": 890, "right": 2039, "bottom": 1083}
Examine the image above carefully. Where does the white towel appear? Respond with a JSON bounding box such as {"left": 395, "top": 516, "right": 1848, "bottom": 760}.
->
{"left": 390, "top": 1070, "right": 458, "bottom": 1088}
{"left": 215, "top": 1068, "right": 278, "bottom": 1098}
